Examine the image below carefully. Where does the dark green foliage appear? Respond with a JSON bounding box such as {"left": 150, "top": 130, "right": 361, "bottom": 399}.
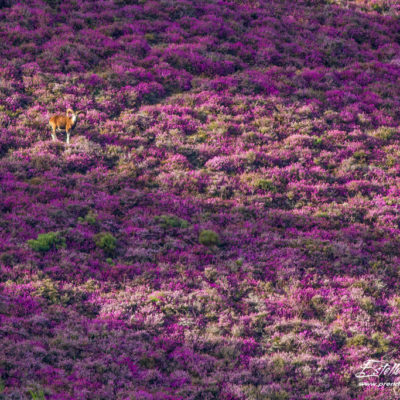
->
{"left": 331, "top": 327, "right": 347, "bottom": 348}
{"left": 106, "top": 257, "right": 116, "bottom": 265}
{"left": 352, "top": 150, "right": 368, "bottom": 163}
{"left": 371, "top": 2, "right": 389, "bottom": 13}
{"left": 199, "top": 229, "right": 220, "bottom": 246}
{"left": 78, "top": 210, "right": 98, "bottom": 225}
{"left": 372, "top": 126, "right": 397, "bottom": 140}
{"left": 27, "top": 232, "right": 66, "bottom": 253}
{"left": 256, "top": 178, "right": 277, "bottom": 192}
{"left": 28, "top": 388, "right": 46, "bottom": 400}
{"left": 154, "top": 214, "right": 189, "bottom": 229}
{"left": 35, "top": 278, "right": 60, "bottom": 304}
{"left": 93, "top": 232, "right": 117, "bottom": 255}
{"left": 346, "top": 333, "right": 368, "bottom": 347}
{"left": 0, "top": 252, "right": 14, "bottom": 266}
{"left": 312, "top": 136, "right": 323, "bottom": 147}
{"left": 371, "top": 332, "right": 389, "bottom": 355}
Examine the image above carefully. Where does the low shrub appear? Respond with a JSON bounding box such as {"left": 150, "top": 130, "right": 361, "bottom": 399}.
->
{"left": 93, "top": 232, "right": 117, "bottom": 255}
{"left": 199, "top": 229, "right": 220, "bottom": 246}
{"left": 256, "top": 178, "right": 277, "bottom": 192}
{"left": 346, "top": 333, "right": 368, "bottom": 347}
{"left": 34, "top": 278, "right": 60, "bottom": 304}
{"left": 78, "top": 210, "right": 98, "bottom": 225}
{"left": 154, "top": 214, "right": 189, "bottom": 229}
{"left": 27, "top": 231, "right": 66, "bottom": 253}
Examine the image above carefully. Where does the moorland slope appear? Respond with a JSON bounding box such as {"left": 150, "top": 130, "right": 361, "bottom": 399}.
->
{"left": 1, "top": 0, "right": 400, "bottom": 398}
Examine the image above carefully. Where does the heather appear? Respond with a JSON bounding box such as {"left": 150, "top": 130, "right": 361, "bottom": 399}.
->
{"left": 1, "top": 0, "right": 400, "bottom": 398}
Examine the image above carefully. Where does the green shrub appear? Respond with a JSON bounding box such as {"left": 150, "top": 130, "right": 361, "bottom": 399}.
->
{"left": 93, "top": 232, "right": 117, "bottom": 255}
{"left": 271, "top": 356, "right": 286, "bottom": 378}
{"left": 34, "top": 278, "right": 60, "bottom": 304}
{"left": 0, "top": 252, "right": 14, "bottom": 266}
{"left": 352, "top": 150, "right": 368, "bottom": 163}
{"left": 155, "top": 214, "right": 189, "bottom": 229}
{"left": 331, "top": 327, "right": 347, "bottom": 347}
{"left": 29, "top": 389, "right": 45, "bottom": 400}
{"left": 242, "top": 384, "right": 288, "bottom": 400}
{"left": 372, "top": 126, "right": 397, "bottom": 140}
{"left": 313, "top": 137, "right": 323, "bottom": 147}
{"left": 148, "top": 291, "right": 165, "bottom": 303}
{"left": 255, "top": 178, "right": 277, "bottom": 192}
{"left": 346, "top": 333, "right": 368, "bottom": 347}
{"left": 371, "top": 332, "right": 389, "bottom": 354}
{"left": 27, "top": 232, "right": 66, "bottom": 253}
{"left": 310, "top": 295, "right": 325, "bottom": 317}
{"left": 360, "top": 297, "right": 376, "bottom": 314}
{"left": 292, "top": 238, "right": 334, "bottom": 260}
{"left": 371, "top": 3, "right": 389, "bottom": 13}
{"left": 199, "top": 230, "right": 220, "bottom": 246}
{"left": 78, "top": 210, "right": 97, "bottom": 225}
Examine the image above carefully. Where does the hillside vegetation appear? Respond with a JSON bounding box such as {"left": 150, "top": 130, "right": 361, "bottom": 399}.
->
{"left": 1, "top": 0, "right": 400, "bottom": 398}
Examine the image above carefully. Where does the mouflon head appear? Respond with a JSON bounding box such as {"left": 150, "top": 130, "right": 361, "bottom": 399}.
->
{"left": 66, "top": 108, "right": 77, "bottom": 124}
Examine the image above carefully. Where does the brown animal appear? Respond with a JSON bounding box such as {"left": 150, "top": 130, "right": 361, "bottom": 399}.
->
{"left": 49, "top": 109, "right": 83, "bottom": 144}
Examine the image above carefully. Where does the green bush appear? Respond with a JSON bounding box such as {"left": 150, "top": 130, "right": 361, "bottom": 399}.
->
{"left": 242, "top": 384, "right": 288, "bottom": 400}
{"left": 255, "top": 178, "right": 277, "bottom": 192}
{"left": 313, "top": 137, "right": 323, "bottom": 147}
{"left": 310, "top": 295, "right": 326, "bottom": 318}
{"left": 34, "top": 278, "right": 60, "bottom": 304}
{"left": 93, "top": 232, "right": 117, "bottom": 255}
{"left": 29, "top": 389, "right": 46, "bottom": 400}
{"left": 371, "top": 3, "right": 389, "bottom": 13}
{"left": 352, "top": 150, "right": 368, "bottom": 163}
{"left": 78, "top": 210, "right": 97, "bottom": 225}
{"left": 199, "top": 229, "right": 220, "bottom": 246}
{"left": 371, "top": 332, "right": 389, "bottom": 354}
{"left": 155, "top": 214, "right": 189, "bottom": 229}
{"left": 27, "top": 231, "right": 66, "bottom": 253}
{"left": 0, "top": 252, "right": 14, "bottom": 265}
{"left": 331, "top": 327, "right": 347, "bottom": 347}
{"left": 372, "top": 126, "right": 397, "bottom": 140}
{"left": 346, "top": 333, "right": 368, "bottom": 347}
{"left": 360, "top": 297, "right": 376, "bottom": 314}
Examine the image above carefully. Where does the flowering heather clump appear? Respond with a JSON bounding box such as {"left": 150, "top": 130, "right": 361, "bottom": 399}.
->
{"left": 2, "top": 0, "right": 400, "bottom": 398}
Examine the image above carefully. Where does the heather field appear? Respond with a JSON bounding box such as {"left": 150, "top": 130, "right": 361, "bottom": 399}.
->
{"left": 2, "top": 0, "right": 400, "bottom": 398}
